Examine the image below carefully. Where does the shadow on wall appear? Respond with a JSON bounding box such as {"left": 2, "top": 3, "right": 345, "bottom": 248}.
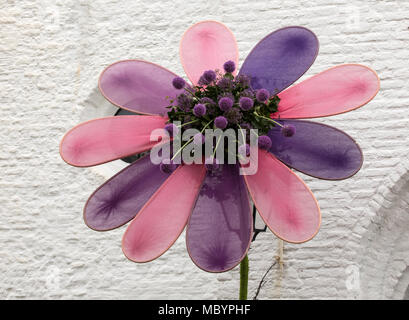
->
{"left": 358, "top": 169, "right": 409, "bottom": 299}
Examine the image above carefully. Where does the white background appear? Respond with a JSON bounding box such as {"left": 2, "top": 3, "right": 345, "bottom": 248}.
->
{"left": 1, "top": 0, "right": 409, "bottom": 299}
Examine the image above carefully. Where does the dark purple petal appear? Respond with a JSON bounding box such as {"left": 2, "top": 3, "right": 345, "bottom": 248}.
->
{"left": 267, "top": 120, "right": 363, "bottom": 180}
{"left": 186, "top": 164, "right": 252, "bottom": 272}
{"left": 239, "top": 27, "right": 319, "bottom": 94}
{"left": 99, "top": 60, "right": 188, "bottom": 115}
{"left": 84, "top": 155, "right": 169, "bottom": 231}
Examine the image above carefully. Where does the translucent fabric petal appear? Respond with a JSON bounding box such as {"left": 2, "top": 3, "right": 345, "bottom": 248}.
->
{"left": 122, "top": 164, "right": 206, "bottom": 263}
{"left": 239, "top": 26, "right": 318, "bottom": 94}
{"left": 243, "top": 149, "right": 321, "bottom": 243}
{"left": 60, "top": 115, "right": 168, "bottom": 167}
{"left": 99, "top": 60, "right": 186, "bottom": 115}
{"left": 84, "top": 155, "right": 170, "bottom": 231}
{"left": 180, "top": 21, "right": 239, "bottom": 85}
{"left": 186, "top": 165, "right": 252, "bottom": 273}
{"left": 268, "top": 120, "right": 363, "bottom": 180}
{"left": 274, "top": 64, "right": 380, "bottom": 119}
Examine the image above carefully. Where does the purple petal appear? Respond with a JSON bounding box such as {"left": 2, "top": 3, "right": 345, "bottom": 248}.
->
{"left": 239, "top": 27, "right": 319, "bottom": 94}
{"left": 84, "top": 155, "right": 169, "bottom": 231}
{"left": 186, "top": 164, "right": 252, "bottom": 272}
{"left": 99, "top": 60, "right": 188, "bottom": 115}
{"left": 267, "top": 120, "right": 363, "bottom": 180}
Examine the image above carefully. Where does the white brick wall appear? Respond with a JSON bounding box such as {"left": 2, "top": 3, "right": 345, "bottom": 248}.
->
{"left": 1, "top": 0, "right": 409, "bottom": 299}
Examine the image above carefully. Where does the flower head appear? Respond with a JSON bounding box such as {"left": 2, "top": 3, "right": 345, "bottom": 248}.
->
{"left": 258, "top": 135, "right": 272, "bottom": 150}
{"left": 238, "top": 143, "right": 250, "bottom": 157}
{"left": 177, "top": 93, "right": 192, "bottom": 111}
{"left": 217, "top": 77, "right": 233, "bottom": 91}
{"left": 224, "top": 108, "right": 242, "bottom": 124}
{"left": 214, "top": 116, "right": 228, "bottom": 129}
{"left": 235, "top": 74, "right": 251, "bottom": 88}
{"left": 218, "top": 97, "right": 233, "bottom": 112}
{"left": 256, "top": 88, "right": 270, "bottom": 102}
{"left": 281, "top": 124, "right": 296, "bottom": 137}
{"left": 239, "top": 97, "right": 254, "bottom": 111}
{"left": 193, "top": 103, "right": 206, "bottom": 117}
{"left": 203, "top": 70, "right": 217, "bottom": 83}
{"left": 223, "top": 60, "right": 236, "bottom": 73}
{"left": 172, "top": 77, "right": 186, "bottom": 89}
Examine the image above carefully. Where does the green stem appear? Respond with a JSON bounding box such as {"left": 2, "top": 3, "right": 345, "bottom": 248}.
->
{"left": 253, "top": 112, "right": 283, "bottom": 127}
{"left": 171, "top": 137, "right": 194, "bottom": 161}
{"left": 239, "top": 255, "right": 249, "bottom": 300}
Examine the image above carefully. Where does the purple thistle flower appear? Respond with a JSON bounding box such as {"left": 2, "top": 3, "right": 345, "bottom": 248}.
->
{"left": 193, "top": 133, "right": 205, "bottom": 145}
{"left": 258, "top": 135, "right": 272, "bottom": 150}
{"left": 203, "top": 70, "right": 217, "bottom": 83}
{"left": 235, "top": 74, "right": 251, "bottom": 87}
{"left": 224, "top": 108, "right": 242, "bottom": 125}
{"left": 281, "top": 124, "right": 296, "bottom": 137}
{"left": 240, "top": 89, "right": 255, "bottom": 98}
{"left": 214, "top": 116, "right": 228, "bottom": 129}
{"left": 218, "top": 97, "right": 233, "bottom": 112}
{"left": 159, "top": 160, "right": 177, "bottom": 174}
{"left": 239, "top": 97, "right": 254, "bottom": 111}
{"left": 199, "top": 97, "right": 215, "bottom": 105}
{"left": 193, "top": 103, "right": 206, "bottom": 117}
{"left": 177, "top": 93, "right": 192, "bottom": 111}
{"left": 172, "top": 77, "right": 185, "bottom": 89}
{"left": 223, "top": 60, "right": 236, "bottom": 73}
{"left": 205, "top": 157, "right": 220, "bottom": 171}
{"left": 164, "top": 123, "right": 178, "bottom": 137}
{"left": 217, "top": 77, "right": 233, "bottom": 90}
{"left": 198, "top": 75, "right": 209, "bottom": 86}
{"left": 238, "top": 144, "right": 250, "bottom": 157}
{"left": 256, "top": 88, "right": 270, "bottom": 102}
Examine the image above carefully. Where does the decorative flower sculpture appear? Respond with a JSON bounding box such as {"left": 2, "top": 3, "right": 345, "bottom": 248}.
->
{"left": 60, "top": 21, "right": 379, "bottom": 274}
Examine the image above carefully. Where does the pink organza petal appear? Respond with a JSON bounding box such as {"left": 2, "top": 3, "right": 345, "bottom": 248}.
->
{"left": 122, "top": 164, "right": 206, "bottom": 263}
{"left": 274, "top": 64, "right": 380, "bottom": 119}
{"left": 60, "top": 115, "right": 168, "bottom": 167}
{"left": 99, "top": 60, "right": 187, "bottom": 115}
{"left": 180, "top": 21, "right": 239, "bottom": 85}
{"left": 243, "top": 149, "right": 321, "bottom": 243}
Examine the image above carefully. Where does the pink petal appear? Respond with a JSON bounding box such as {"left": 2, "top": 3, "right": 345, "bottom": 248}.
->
{"left": 122, "top": 164, "right": 206, "bottom": 263}
{"left": 274, "top": 64, "right": 380, "bottom": 119}
{"left": 180, "top": 21, "right": 239, "bottom": 85}
{"left": 60, "top": 115, "right": 168, "bottom": 167}
{"left": 99, "top": 60, "right": 187, "bottom": 115}
{"left": 243, "top": 149, "right": 321, "bottom": 243}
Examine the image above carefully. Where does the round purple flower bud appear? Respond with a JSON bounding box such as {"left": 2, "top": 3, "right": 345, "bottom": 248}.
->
{"left": 239, "top": 97, "right": 254, "bottom": 111}
{"left": 205, "top": 157, "right": 220, "bottom": 171}
{"left": 240, "top": 89, "right": 255, "bottom": 98}
{"left": 199, "top": 97, "right": 215, "bottom": 105}
{"left": 281, "top": 124, "right": 296, "bottom": 137}
{"left": 193, "top": 133, "right": 205, "bottom": 145}
{"left": 218, "top": 97, "right": 233, "bottom": 112}
{"left": 203, "top": 70, "right": 216, "bottom": 83}
{"left": 223, "top": 60, "right": 236, "bottom": 73}
{"left": 198, "top": 75, "right": 209, "bottom": 86}
{"left": 235, "top": 74, "right": 251, "bottom": 87}
{"left": 177, "top": 93, "right": 192, "bottom": 111}
{"left": 172, "top": 77, "right": 185, "bottom": 89}
{"left": 258, "top": 135, "right": 272, "bottom": 150}
{"left": 217, "top": 77, "right": 233, "bottom": 90}
{"left": 159, "top": 160, "right": 177, "bottom": 174}
{"left": 238, "top": 144, "right": 250, "bottom": 157}
{"left": 193, "top": 103, "right": 206, "bottom": 117}
{"left": 164, "top": 123, "right": 178, "bottom": 137}
{"left": 224, "top": 108, "right": 242, "bottom": 125}
{"left": 214, "top": 116, "right": 228, "bottom": 129}
{"left": 256, "top": 88, "right": 270, "bottom": 102}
